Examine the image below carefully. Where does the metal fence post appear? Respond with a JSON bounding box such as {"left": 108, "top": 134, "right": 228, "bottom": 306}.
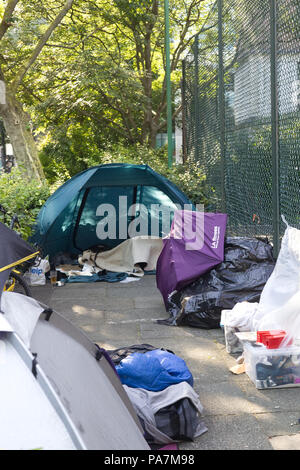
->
{"left": 194, "top": 34, "right": 200, "bottom": 162}
{"left": 218, "top": 0, "right": 226, "bottom": 213}
{"left": 164, "top": 0, "right": 173, "bottom": 169}
{"left": 181, "top": 59, "right": 187, "bottom": 164}
{"left": 270, "top": 0, "right": 280, "bottom": 257}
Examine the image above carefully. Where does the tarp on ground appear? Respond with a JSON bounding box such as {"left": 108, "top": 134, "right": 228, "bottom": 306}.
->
{"left": 156, "top": 211, "right": 227, "bottom": 308}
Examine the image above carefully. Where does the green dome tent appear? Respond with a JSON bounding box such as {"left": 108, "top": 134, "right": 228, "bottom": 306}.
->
{"left": 31, "top": 164, "right": 194, "bottom": 259}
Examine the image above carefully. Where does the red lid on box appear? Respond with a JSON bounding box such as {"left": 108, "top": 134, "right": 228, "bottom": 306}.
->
{"left": 257, "top": 330, "right": 293, "bottom": 349}
{"left": 257, "top": 330, "right": 286, "bottom": 344}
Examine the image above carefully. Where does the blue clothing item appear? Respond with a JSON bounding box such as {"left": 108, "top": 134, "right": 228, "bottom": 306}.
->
{"left": 116, "top": 349, "right": 193, "bottom": 392}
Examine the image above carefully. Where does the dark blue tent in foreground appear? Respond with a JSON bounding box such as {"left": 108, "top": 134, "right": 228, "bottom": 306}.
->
{"left": 0, "top": 222, "right": 38, "bottom": 295}
{"left": 31, "top": 164, "right": 194, "bottom": 258}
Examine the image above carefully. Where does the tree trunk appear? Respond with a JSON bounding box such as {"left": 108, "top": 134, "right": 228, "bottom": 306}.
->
{"left": 149, "top": 124, "right": 158, "bottom": 149}
{"left": 140, "top": 3, "right": 159, "bottom": 149}
{"left": 0, "top": 88, "right": 44, "bottom": 180}
{"left": 141, "top": 35, "right": 154, "bottom": 146}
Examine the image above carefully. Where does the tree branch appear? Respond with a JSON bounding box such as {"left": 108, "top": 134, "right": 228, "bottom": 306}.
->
{"left": 156, "top": 105, "right": 182, "bottom": 133}
{"left": 12, "top": 0, "right": 75, "bottom": 91}
{"left": 96, "top": 87, "right": 137, "bottom": 141}
{"left": 0, "top": 0, "right": 20, "bottom": 41}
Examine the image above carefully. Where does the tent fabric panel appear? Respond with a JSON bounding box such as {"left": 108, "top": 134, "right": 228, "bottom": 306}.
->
{"left": 34, "top": 308, "right": 143, "bottom": 429}
{"left": 0, "top": 333, "right": 77, "bottom": 450}
{"left": 0, "top": 222, "right": 36, "bottom": 271}
{"left": 30, "top": 310, "right": 149, "bottom": 450}
{"left": 74, "top": 185, "right": 136, "bottom": 251}
{"left": 138, "top": 185, "right": 181, "bottom": 238}
{"left": 35, "top": 190, "right": 85, "bottom": 257}
{"left": 140, "top": 185, "right": 181, "bottom": 210}
{"left": 82, "top": 165, "right": 192, "bottom": 208}
{"left": 34, "top": 169, "right": 98, "bottom": 236}
{"left": 0, "top": 270, "right": 9, "bottom": 296}
{"left": 82, "top": 164, "right": 158, "bottom": 188}
{"left": 0, "top": 222, "right": 36, "bottom": 298}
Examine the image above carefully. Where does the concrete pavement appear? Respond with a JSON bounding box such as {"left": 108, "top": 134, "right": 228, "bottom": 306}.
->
{"left": 31, "top": 275, "right": 300, "bottom": 451}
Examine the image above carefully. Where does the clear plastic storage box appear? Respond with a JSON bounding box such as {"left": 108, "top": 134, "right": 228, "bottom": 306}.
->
{"left": 243, "top": 341, "right": 300, "bottom": 389}
{"left": 220, "top": 310, "right": 244, "bottom": 354}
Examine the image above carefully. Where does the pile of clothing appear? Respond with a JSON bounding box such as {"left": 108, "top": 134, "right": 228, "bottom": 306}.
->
{"left": 107, "top": 344, "right": 207, "bottom": 447}
{"left": 51, "top": 236, "right": 162, "bottom": 285}
{"left": 254, "top": 351, "right": 300, "bottom": 389}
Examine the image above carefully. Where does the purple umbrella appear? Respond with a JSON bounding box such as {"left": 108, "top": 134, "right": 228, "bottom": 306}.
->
{"left": 156, "top": 211, "right": 227, "bottom": 308}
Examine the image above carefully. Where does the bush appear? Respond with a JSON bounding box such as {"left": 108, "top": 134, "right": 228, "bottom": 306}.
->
{"left": 0, "top": 168, "right": 50, "bottom": 239}
{"left": 94, "top": 145, "right": 208, "bottom": 206}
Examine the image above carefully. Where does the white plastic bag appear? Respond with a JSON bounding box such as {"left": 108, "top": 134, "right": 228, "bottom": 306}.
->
{"left": 224, "top": 302, "right": 259, "bottom": 331}
{"left": 24, "top": 257, "right": 50, "bottom": 286}
{"left": 222, "top": 218, "right": 300, "bottom": 348}
{"left": 256, "top": 292, "right": 300, "bottom": 344}
{"left": 221, "top": 303, "right": 259, "bottom": 353}
{"left": 252, "top": 217, "right": 300, "bottom": 344}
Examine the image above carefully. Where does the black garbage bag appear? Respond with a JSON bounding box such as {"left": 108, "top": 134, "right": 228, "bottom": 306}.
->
{"left": 157, "top": 237, "right": 275, "bottom": 329}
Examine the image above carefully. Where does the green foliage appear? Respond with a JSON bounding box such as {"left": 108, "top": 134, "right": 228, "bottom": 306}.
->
{"left": 94, "top": 144, "right": 208, "bottom": 206}
{"left": 11, "top": 0, "right": 211, "bottom": 151}
{"left": 0, "top": 0, "right": 212, "bottom": 212}
{"left": 39, "top": 124, "right": 99, "bottom": 185}
{"left": 0, "top": 168, "right": 50, "bottom": 239}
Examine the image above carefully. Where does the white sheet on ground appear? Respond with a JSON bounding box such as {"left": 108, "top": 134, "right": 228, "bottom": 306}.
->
{"left": 79, "top": 236, "right": 163, "bottom": 277}
{"left": 56, "top": 263, "right": 101, "bottom": 277}
{"left": 120, "top": 277, "right": 142, "bottom": 283}
{"left": 0, "top": 292, "right": 43, "bottom": 348}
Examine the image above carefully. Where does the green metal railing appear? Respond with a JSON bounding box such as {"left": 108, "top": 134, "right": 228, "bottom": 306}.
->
{"left": 182, "top": 0, "right": 300, "bottom": 256}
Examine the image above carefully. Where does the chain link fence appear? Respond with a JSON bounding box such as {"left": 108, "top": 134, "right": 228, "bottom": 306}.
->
{"left": 182, "top": 0, "right": 300, "bottom": 255}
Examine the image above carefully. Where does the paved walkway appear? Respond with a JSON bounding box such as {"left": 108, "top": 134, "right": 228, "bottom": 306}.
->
{"left": 31, "top": 275, "right": 300, "bottom": 451}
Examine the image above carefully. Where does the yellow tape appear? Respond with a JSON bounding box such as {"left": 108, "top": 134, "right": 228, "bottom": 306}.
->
{"left": 0, "top": 251, "right": 40, "bottom": 273}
